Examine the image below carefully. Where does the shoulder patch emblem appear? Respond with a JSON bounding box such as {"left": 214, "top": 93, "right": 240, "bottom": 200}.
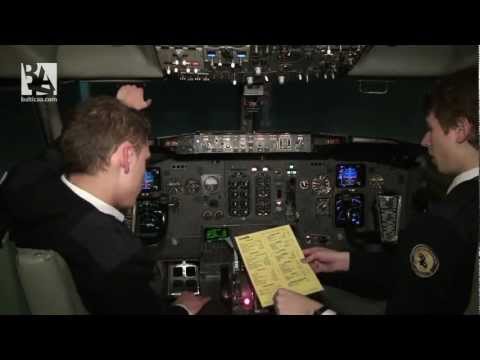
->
{"left": 410, "top": 244, "right": 439, "bottom": 278}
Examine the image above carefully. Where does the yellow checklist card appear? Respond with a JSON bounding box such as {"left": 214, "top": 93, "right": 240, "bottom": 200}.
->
{"left": 234, "top": 225, "right": 323, "bottom": 308}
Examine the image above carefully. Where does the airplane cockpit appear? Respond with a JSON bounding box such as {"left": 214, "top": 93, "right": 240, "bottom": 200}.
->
{"left": 0, "top": 45, "right": 478, "bottom": 315}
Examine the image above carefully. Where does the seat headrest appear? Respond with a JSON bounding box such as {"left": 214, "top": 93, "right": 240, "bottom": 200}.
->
{"left": 16, "top": 248, "right": 89, "bottom": 315}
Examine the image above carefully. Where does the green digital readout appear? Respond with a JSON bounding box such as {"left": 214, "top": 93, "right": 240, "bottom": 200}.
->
{"left": 205, "top": 228, "right": 230, "bottom": 241}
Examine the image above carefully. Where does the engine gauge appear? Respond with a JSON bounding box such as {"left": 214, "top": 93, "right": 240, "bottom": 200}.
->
{"left": 167, "top": 179, "right": 183, "bottom": 194}
{"left": 203, "top": 175, "right": 220, "bottom": 193}
{"left": 369, "top": 174, "right": 385, "bottom": 190}
{"left": 311, "top": 175, "right": 332, "bottom": 195}
{"left": 185, "top": 179, "right": 201, "bottom": 194}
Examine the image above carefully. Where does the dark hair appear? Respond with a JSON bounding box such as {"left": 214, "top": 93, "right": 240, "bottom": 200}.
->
{"left": 61, "top": 96, "right": 151, "bottom": 175}
{"left": 424, "top": 65, "right": 479, "bottom": 148}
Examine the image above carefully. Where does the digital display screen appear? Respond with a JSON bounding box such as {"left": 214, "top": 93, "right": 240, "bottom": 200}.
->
{"left": 205, "top": 227, "right": 230, "bottom": 242}
{"left": 143, "top": 171, "right": 155, "bottom": 190}
{"left": 142, "top": 169, "right": 160, "bottom": 193}
{"left": 335, "top": 193, "right": 364, "bottom": 227}
{"left": 336, "top": 164, "right": 365, "bottom": 188}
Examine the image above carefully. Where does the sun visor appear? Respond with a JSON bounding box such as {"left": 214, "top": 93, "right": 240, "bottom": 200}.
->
{"left": 57, "top": 45, "right": 163, "bottom": 79}
{"left": 0, "top": 45, "right": 58, "bottom": 78}
{"left": 349, "top": 45, "right": 477, "bottom": 77}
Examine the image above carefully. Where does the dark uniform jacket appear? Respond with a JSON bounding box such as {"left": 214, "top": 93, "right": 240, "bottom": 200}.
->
{"left": 0, "top": 146, "right": 186, "bottom": 315}
{"left": 328, "top": 177, "right": 478, "bottom": 314}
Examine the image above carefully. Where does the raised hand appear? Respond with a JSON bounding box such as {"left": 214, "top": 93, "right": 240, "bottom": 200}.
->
{"left": 116, "top": 84, "right": 152, "bottom": 111}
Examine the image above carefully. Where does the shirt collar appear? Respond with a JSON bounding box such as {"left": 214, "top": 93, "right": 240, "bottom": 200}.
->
{"left": 61, "top": 175, "right": 125, "bottom": 222}
{"left": 446, "top": 167, "right": 479, "bottom": 195}
{"left": 0, "top": 171, "right": 8, "bottom": 186}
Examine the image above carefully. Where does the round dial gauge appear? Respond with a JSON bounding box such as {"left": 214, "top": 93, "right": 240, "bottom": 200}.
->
{"left": 369, "top": 174, "right": 385, "bottom": 190}
{"left": 167, "top": 179, "right": 183, "bottom": 194}
{"left": 203, "top": 175, "right": 220, "bottom": 193}
{"left": 299, "top": 180, "right": 310, "bottom": 190}
{"left": 311, "top": 175, "right": 332, "bottom": 195}
{"left": 185, "top": 179, "right": 201, "bottom": 195}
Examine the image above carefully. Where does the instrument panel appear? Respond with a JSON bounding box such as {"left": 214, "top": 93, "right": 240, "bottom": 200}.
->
{"left": 155, "top": 45, "right": 370, "bottom": 84}
{"left": 130, "top": 138, "right": 425, "bottom": 313}
{"left": 136, "top": 157, "right": 415, "bottom": 258}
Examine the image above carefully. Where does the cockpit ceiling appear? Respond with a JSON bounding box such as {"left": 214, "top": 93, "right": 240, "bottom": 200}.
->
{"left": 0, "top": 45, "right": 477, "bottom": 79}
